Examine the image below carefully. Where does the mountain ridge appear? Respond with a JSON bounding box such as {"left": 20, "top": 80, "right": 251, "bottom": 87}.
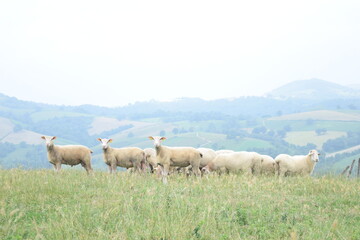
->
{"left": 266, "top": 78, "right": 360, "bottom": 100}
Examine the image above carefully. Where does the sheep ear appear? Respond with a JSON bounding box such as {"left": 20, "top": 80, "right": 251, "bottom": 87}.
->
{"left": 148, "top": 136, "right": 154, "bottom": 140}
{"left": 108, "top": 139, "right": 113, "bottom": 143}
{"left": 160, "top": 137, "right": 166, "bottom": 140}
{"left": 51, "top": 136, "right": 57, "bottom": 140}
{"left": 97, "top": 138, "right": 102, "bottom": 142}
{"left": 41, "top": 136, "right": 45, "bottom": 140}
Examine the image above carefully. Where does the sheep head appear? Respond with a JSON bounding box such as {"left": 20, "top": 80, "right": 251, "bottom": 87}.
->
{"left": 41, "top": 136, "right": 56, "bottom": 148}
{"left": 98, "top": 138, "right": 113, "bottom": 150}
{"left": 308, "top": 150, "right": 320, "bottom": 162}
{"left": 148, "top": 136, "right": 166, "bottom": 148}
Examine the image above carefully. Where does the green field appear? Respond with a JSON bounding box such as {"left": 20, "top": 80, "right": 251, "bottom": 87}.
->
{"left": 265, "top": 120, "right": 360, "bottom": 132}
{"left": 1, "top": 170, "right": 359, "bottom": 239}
{"left": 30, "top": 111, "right": 93, "bottom": 122}
{"left": 285, "top": 131, "right": 346, "bottom": 149}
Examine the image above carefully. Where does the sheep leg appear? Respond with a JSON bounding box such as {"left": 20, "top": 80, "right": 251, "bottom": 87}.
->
{"left": 81, "top": 161, "right": 92, "bottom": 175}
{"left": 155, "top": 165, "right": 163, "bottom": 178}
{"left": 140, "top": 161, "right": 147, "bottom": 173}
{"left": 55, "top": 162, "right": 62, "bottom": 172}
{"left": 246, "top": 168, "right": 253, "bottom": 176}
{"left": 85, "top": 165, "right": 93, "bottom": 175}
{"left": 162, "top": 164, "right": 170, "bottom": 184}
{"left": 190, "top": 161, "right": 201, "bottom": 177}
{"left": 107, "top": 165, "right": 112, "bottom": 174}
{"left": 133, "top": 161, "right": 142, "bottom": 174}
{"left": 111, "top": 162, "right": 117, "bottom": 174}
{"left": 192, "top": 166, "right": 201, "bottom": 177}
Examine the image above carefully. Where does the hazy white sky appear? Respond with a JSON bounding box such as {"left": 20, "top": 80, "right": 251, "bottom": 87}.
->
{"left": 0, "top": 0, "right": 359, "bottom": 107}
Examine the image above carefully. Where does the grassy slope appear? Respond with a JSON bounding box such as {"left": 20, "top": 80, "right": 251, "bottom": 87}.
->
{"left": 30, "top": 111, "right": 93, "bottom": 122}
{"left": 284, "top": 131, "right": 346, "bottom": 149}
{"left": 265, "top": 120, "right": 360, "bottom": 132}
{"left": 332, "top": 153, "right": 360, "bottom": 173}
{"left": 268, "top": 110, "right": 360, "bottom": 121}
{"left": 1, "top": 170, "right": 359, "bottom": 240}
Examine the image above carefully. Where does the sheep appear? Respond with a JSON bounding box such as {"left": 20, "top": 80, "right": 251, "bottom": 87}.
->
{"left": 215, "top": 150, "right": 235, "bottom": 155}
{"left": 260, "top": 155, "right": 276, "bottom": 175}
{"left": 148, "top": 136, "right": 203, "bottom": 184}
{"left": 275, "top": 150, "right": 320, "bottom": 177}
{"left": 98, "top": 138, "right": 145, "bottom": 174}
{"left": 144, "top": 148, "right": 180, "bottom": 175}
{"left": 144, "top": 148, "right": 157, "bottom": 173}
{"left": 198, "top": 148, "right": 217, "bottom": 168}
{"left": 41, "top": 136, "right": 93, "bottom": 174}
{"left": 202, "top": 151, "right": 262, "bottom": 175}
{"left": 183, "top": 148, "right": 217, "bottom": 176}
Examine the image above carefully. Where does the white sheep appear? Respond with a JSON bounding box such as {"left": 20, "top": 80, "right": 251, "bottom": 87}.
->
{"left": 41, "top": 136, "right": 93, "bottom": 174}
{"left": 144, "top": 148, "right": 157, "bottom": 173}
{"left": 215, "top": 150, "right": 235, "bottom": 155}
{"left": 202, "top": 151, "right": 262, "bottom": 175}
{"left": 98, "top": 138, "right": 145, "bottom": 173}
{"left": 198, "top": 148, "right": 217, "bottom": 168}
{"left": 260, "top": 155, "right": 276, "bottom": 175}
{"left": 275, "top": 150, "right": 320, "bottom": 177}
{"left": 148, "top": 136, "right": 203, "bottom": 184}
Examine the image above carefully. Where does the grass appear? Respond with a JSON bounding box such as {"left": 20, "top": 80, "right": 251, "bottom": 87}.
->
{"left": 332, "top": 154, "right": 360, "bottom": 173}
{"left": 1, "top": 170, "right": 359, "bottom": 239}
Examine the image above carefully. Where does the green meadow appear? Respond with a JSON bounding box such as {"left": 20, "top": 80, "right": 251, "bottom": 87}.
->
{"left": 1, "top": 170, "right": 359, "bottom": 240}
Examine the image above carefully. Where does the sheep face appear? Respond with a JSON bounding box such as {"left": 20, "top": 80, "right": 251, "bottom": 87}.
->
{"left": 148, "top": 136, "right": 166, "bottom": 147}
{"left": 41, "top": 136, "right": 56, "bottom": 147}
{"left": 98, "top": 138, "right": 112, "bottom": 150}
{"left": 201, "top": 166, "right": 211, "bottom": 174}
{"left": 308, "top": 150, "right": 320, "bottom": 162}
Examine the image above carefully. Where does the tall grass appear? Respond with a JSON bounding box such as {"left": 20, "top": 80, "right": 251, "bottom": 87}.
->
{"left": 1, "top": 169, "right": 359, "bottom": 239}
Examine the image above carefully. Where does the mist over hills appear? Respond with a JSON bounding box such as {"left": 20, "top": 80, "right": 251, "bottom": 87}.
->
{"left": 266, "top": 78, "right": 360, "bottom": 100}
{"left": 1, "top": 79, "right": 359, "bottom": 118}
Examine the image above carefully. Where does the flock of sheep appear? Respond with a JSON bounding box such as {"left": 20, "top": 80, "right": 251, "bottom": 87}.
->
{"left": 41, "top": 135, "right": 320, "bottom": 183}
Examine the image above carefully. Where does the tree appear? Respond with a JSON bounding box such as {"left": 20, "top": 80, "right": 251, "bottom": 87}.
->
{"left": 267, "top": 130, "right": 275, "bottom": 137}
{"left": 306, "top": 119, "right": 314, "bottom": 125}
{"left": 211, "top": 143, "right": 219, "bottom": 150}
{"left": 315, "top": 128, "right": 327, "bottom": 136}
{"left": 277, "top": 130, "right": 287, "bottom": 138}
{"left": 252, "top": 126, "right": 267, "bottom": 135}
{"left": 172, "top": 128, "right": 179, "bottom": 135}
{"left": 283, "top": 125, "right": 292, "bottom": 132}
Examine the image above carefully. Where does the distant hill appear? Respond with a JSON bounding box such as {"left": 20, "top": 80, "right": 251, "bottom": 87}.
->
{"left": 1, "top": 80, "right": 360, "bottom": 173}
{"left": 268, "top": 110, "right": 360, "bottom": 121}
{"left": 266, "top": 79, "right": 360, "bottom": 100}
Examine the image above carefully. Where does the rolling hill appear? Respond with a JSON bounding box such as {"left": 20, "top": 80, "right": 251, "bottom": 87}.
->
{"left": 266, "top": 78, "right": 360, "bottom": 99}
{"left": 1, "top": 79, "right": 360, "bottom": 173}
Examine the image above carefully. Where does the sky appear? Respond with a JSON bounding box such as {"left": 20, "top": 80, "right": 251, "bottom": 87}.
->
{"left": 0, "top": 0, "right": 359, "bottom": 107}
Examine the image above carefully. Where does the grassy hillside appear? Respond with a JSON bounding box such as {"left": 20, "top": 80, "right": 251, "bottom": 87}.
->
{"left": 1, "top": 170, "right": 359, "bottom": 239}
{"left": 285, "top": 131, "right": 346, "bottom": 149}
{"left": 268, "top": 110, "right": 360, "bottom": 121}
{"left": 1, "top": 89, "right": 360, "bottom": 174}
